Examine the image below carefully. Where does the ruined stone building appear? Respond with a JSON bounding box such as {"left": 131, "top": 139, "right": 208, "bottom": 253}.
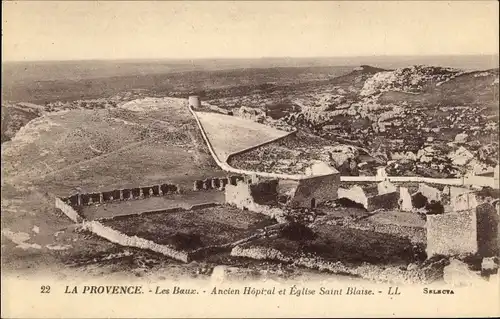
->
{"left": 225, "top": 162, "right": 341, "bottom": 210}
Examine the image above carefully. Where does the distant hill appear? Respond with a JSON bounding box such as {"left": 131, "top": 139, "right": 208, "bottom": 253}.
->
{"left": 2, "top": 55, "right": 498, "bottom": 110}
{"left": 3, "top": 55, "right": 497, "bottom": 84}
{"left": 1, "top": 65, "right": 355, "bottom": 104}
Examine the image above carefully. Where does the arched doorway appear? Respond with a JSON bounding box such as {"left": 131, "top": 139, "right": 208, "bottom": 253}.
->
{"left": 310, "top": 198, "right": 316, "bottom": 209}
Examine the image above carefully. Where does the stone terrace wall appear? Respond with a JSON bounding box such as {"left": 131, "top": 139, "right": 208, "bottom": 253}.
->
{"left": 82, "top": 220, "right": 190, "bottom": 263}
{"left": 55, "top": 195, "right": 223, "bottom": 263}
{"left": 463, "top": 175, "right": 497, "bottom": 188}
{"left": 338, "top": 186, "right": 400, "bottom": 212}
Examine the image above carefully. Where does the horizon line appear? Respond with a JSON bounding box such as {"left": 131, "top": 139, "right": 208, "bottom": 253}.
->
{"left": 3, "top": 54, "right": 499, "bottom": 64}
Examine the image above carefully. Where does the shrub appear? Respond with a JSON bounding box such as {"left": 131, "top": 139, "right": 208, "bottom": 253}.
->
{"left": 166, "top": 232, "right": 203, "bottom": 250}
{"left": 279, "top": 222, "right": 316, "bottom": 241}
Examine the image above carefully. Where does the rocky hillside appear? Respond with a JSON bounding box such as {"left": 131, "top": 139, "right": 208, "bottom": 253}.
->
{"left": 360, "top": 65, "right": 462, "bottom": 96}
{"left": 222, "top": 65, "right": 499, "bottom": 177}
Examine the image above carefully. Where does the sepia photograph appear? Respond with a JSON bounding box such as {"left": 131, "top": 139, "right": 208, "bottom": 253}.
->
{"left": 1, "top": 1, "right": 499, "bottom": 317}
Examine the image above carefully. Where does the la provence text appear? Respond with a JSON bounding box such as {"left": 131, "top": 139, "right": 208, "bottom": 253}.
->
{"left": 65, "top": 285, "right": 143, "bottom": 294}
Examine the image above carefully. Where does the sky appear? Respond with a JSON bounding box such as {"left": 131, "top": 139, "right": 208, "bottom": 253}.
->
{"left": 2, "top": 1, "right": 499, "bottom": 61}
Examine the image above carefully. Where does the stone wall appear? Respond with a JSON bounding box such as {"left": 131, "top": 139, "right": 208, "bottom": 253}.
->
{"left": 249, "top": 179, "right": 279, "bottom": 205}
{"left": 83, "top": 220, "right": 190, "bottom": 263}
{"left": 367, "top": 192, "right": 400, "bottom": 211}
{"left": 463, "top": 175, "right": 496, "bottom": 188}
{"left": 452, "top": 192, "right": 479, "bottom": 212}
{"left": 287, "top": 172, "right": 341, "bottom": 208}
{"left": 55, "top": 197, "right": 83, "bottom": 223}
{"left": 192, "top": 175, "right": 243, "bottom": 191}
{"left": 427, "top": 203, "right": 499, "bottom": 258}
{"left": 449, "top": 186, "right": 472, "bottom": 202}
{"left": 418, "top": 183, "right": 441, "bottom": 202}
{"left": 476, "top": 203, "right": 499, "bottom": 257}
{"left": 98, "top": 207, "right": 185, "bottom": 222}
{"left": 338, "top": 186, "right": 400, "bottom": 212}
{"left": 56, "top": 194, "right": 223, "bottom": 262}
{"left": 61, "top": 183, "right": 181, "bottom": 208}
{"left": 225, "top": 181, "right": 287, "bottom": 222}
{"left": 225, "top": 181, "right": 256, "bottom": 211}
{"left": 399, "top": 187, "right": 413, "bottom": 211}
{"left": 337, "top": 186, "right": 369, "bottom": 209}
{"left": 378, "top": 180, "right": 397, "bottom": 195}
{"left": 55, "top": 175, "right": 281, "bottom": 264}
{"left": 189, "top": 101, "right": 493, "bottom": 192}
{"left": 427, "top": 210, "right": 478, "bottom": 257}
{"left": 96, "top": 203, "right": 221, "bottom": 222}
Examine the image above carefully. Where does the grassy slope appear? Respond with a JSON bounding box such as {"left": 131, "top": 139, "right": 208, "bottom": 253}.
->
{"left": 2, "top": 98, "right": 224, "bottom": 196}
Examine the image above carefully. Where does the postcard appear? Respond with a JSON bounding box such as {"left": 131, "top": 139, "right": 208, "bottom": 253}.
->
{"left": 1, "top": 1, "right": 499, "bottom": 318}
